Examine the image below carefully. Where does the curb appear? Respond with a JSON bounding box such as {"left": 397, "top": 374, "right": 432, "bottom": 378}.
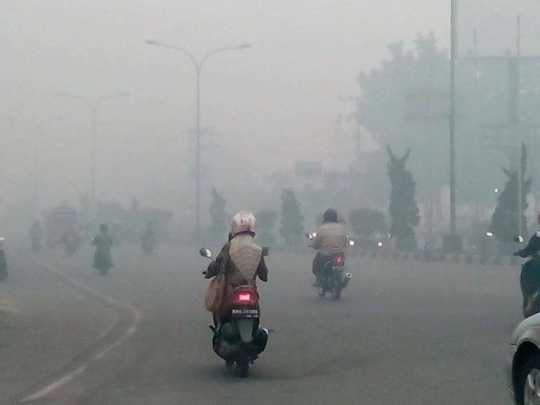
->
{"left": 271, "top": 246, "right": 520, "bottom": 267}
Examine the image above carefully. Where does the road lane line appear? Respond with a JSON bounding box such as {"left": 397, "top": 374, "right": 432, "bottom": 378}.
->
{"left": 22, "top": 366, "right": 87, "bottom": 402}
{"left": 21, "top": 260, "right": 143, "bottom": 403}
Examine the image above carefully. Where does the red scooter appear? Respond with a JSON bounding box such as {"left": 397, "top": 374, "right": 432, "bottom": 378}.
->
{"left": 200, "top": 248, "right": 268, "bottom": 378}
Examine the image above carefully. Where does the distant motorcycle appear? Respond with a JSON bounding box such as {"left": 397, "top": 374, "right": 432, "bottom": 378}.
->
{"left": 93, "top": 247, "right": 113, "bottom": 275}
{"left": 199, "top": 247, "right": 269, "bottom": 378}
{"left": 0, "top": 238, "right": 8, "bottom": 282}
{"left": 307, "top": 233, "right": 352, "bottom": 300}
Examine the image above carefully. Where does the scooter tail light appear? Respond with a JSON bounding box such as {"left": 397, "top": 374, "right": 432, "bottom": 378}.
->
{"left": 237, "top": 292, "right": 252, "bottom": 303}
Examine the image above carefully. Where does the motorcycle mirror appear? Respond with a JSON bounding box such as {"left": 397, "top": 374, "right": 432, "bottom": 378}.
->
{"left": 262, "top": 247, "right": 270, "bottom": 256}
{"left": 515, "top": 235, "right": 525, "bottom": 243}
{"left": 199, "top": 248, "right": 213, "bottom": 258}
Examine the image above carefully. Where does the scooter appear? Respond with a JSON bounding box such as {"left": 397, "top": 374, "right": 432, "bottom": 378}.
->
{"left": 306, "top": 233, "right": 352, "bottom": 300}
{"left": 317, "top": 253, "right": 352, "bottom": 300}
{"left": 199, "top": 247, "right": 269, "bottom": 378}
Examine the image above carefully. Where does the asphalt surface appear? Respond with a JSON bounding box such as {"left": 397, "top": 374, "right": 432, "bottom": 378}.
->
{"left": 0, "top": 243, "right": 523, "bottom": 405}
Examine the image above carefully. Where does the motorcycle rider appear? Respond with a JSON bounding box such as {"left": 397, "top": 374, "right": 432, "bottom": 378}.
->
{"left": 204, "top": 211, "right": 268, "bottom": 354}
{"left": 92, "top": 224, "right": 113, "bottom": 271}
{"left": 205, "top": 211, "right": 268, "bottom": 311}
{"left": 311, "top": 208, "right": 348, "bottom": 287}
{"left": 30, "top": 220, "right": 43, "bottom": 251}
{"left": 514, "top": 212, "right": 540, "bottom": 317}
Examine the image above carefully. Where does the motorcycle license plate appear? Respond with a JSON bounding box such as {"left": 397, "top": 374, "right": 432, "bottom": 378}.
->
{"left": 231, "top": 309, "right": 259, "bottom": 318}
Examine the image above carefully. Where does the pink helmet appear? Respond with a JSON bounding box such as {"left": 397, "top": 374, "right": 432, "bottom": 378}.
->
{"left": 230, "top": 211, "right": 257, "bottom": 237}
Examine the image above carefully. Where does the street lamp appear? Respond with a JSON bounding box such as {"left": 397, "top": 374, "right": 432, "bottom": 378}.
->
{"left": 7, "top": 115, "right": 65, "bottom": 216}
{"left": 56, "top": 92, "right": 129, "bottom": 220}
{"left": 146, "top": 39, "right": 251, "bottom": 238}
{"left": 445, "top": 0, "right": 463, "bottom": 253}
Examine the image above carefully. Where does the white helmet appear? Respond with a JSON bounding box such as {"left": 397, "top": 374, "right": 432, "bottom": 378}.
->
{"left": 230, "top": 211, "right": 256, "bottom": 237}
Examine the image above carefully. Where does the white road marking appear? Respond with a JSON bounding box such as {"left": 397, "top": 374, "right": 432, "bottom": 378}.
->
{"left": 22, "top": 260, "right": 143, "bottom": 402}
{"left": 23, "top": 366, "right": 87, "bottom": 402}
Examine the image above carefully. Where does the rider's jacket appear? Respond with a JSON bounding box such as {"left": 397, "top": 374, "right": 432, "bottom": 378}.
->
{"left": 312, "top": 222, "right": 348, "bottom": 256}
{"left": 93, "top": 232, "right": 113, "bottom": 254}
{"left": 206, "top": 233, "right": 268, "bottom": 288}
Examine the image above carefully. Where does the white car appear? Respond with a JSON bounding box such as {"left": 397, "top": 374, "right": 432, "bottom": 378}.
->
{"left": 510, "top": 313, "right": 540, "bottom": 404}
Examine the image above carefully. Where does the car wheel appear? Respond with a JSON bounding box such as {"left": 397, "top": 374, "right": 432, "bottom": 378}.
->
{"left": 517, "top": 354, "right": 540, "bottom": 405}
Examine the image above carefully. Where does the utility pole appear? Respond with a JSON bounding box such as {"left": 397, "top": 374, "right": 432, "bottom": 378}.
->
{"left": 447, "top": 0, "right": 461, "bottom": 253}
{"left": 516, "top": 15, "right": 523, "bottom": 238}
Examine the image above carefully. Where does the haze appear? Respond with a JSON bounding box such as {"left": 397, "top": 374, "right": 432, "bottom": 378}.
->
{"left": 1, "top": 0, "right": 539, "bottom": 230}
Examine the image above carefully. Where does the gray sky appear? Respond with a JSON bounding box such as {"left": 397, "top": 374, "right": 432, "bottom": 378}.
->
{"left": 1, "top": 0, "right": 538, "bottom": 215}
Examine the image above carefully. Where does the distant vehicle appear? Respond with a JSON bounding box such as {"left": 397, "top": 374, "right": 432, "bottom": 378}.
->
{"left": 43, "top": 206, "right": 81, "bottom": 249}
{"left": 0, "top": 238, "right": 8, "bottom": 282}
{"left": 306, "top": 233, "right": 352, "bottom": 300}
{"left": 510, "top": 314, "right": 540, "bottom": 404}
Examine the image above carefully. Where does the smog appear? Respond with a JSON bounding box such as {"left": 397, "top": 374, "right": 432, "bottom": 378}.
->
{"left": 0, "top": 1, "right": 539, "bottom": 404}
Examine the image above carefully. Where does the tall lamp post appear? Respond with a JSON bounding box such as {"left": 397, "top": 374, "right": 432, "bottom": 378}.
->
{"left": 145, "top": 39, "right": 251, "bottom": 238}
{"left": 446, "top": 0, "right": 463, "bottom": 253}
{"left": 56, "top": 92, "right": 129, "bottom": 220}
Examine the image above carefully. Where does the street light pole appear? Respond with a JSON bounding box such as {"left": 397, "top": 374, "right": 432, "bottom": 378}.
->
{"left": 444, "top": 0, "right": 463, "bottom": 253}
{"left": 516, "top": 15, "right": 523, "bottom": 238}
{"left": 56, "top": 92, "right": 129, "bottom": 220}
{"left": 146, "top": 40, "right": 251, "bottom": 239}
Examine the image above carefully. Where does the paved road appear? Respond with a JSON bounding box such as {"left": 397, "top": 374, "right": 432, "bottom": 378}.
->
{"left": 0, "top": 243, "right": 523, "bottom": 404}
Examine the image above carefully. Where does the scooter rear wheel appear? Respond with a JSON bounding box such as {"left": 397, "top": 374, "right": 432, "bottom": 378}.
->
{"left": 237, "top": 352, "right": 250, "bottom": 378}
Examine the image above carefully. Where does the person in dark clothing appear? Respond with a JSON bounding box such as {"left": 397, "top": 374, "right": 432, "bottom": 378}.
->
{"left": 514, "top": 212, "right": 540, "bottom": 317}
{"left": 92, "top": 224, "right": 113, "bottom": 272}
